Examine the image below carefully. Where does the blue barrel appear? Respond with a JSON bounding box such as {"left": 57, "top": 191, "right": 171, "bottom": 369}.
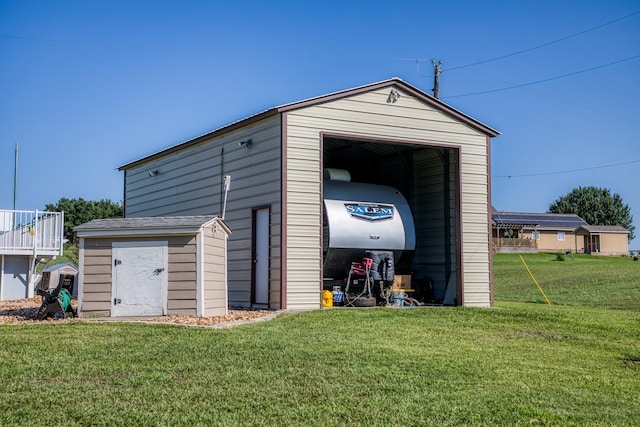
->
{"left": 332, "top": 286, "right": 344, "bottom": 306}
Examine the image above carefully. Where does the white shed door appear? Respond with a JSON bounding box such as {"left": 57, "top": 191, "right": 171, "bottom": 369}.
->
{"left": 112, "top": 241, "right": 167, "bottom": 317}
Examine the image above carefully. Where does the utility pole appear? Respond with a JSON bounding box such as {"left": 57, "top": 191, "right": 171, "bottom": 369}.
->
{"left": 432, "top": 59, "right": 443, "bottom": 99}
{"left": 13, "top": 142, "right": 18, "bottom": 211}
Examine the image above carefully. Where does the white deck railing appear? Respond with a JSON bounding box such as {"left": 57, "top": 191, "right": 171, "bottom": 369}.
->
{"left": 0, "top": 210, "right": 64, "bottom": 255}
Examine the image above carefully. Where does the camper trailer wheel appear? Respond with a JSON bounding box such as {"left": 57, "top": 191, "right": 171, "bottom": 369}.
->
{"left": 350, "top": 296, "right": 377, "bottom": 307}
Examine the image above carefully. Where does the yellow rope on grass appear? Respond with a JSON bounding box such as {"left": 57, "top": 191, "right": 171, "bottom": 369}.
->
{"left": 519, "top": 254, "right": 552, "bottom": 305}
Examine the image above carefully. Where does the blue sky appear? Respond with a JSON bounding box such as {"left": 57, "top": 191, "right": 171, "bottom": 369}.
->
{"left": 1, "top": 1, "right": 639, "bottom": 246}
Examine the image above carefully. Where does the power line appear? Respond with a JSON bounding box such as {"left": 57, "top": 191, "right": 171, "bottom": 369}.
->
{"left": 529, "top": 89, "right": 640, "bottom": 126}
{"left": 494, "top": 159, "right": 640, "bottom": 178}
{"left": 444, "top": 10, "right": 640, "bottom": 72}
{"left": 445, "top": 53, "right": 640, "bottom": 98}
{"left": 500, "top": 109, "right": 639, "bottom": 152}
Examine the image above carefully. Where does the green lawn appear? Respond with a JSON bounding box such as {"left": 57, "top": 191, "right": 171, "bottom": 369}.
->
{"left": 1, "top": 254, "right": 639, "bottom": 426}
{"left": 494, "top": 253, "right": 640, "bottom": 310}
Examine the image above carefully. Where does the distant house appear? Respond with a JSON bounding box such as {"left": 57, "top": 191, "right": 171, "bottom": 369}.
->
{"left": 492, "top": 210, "right": 629, "bottom": 255}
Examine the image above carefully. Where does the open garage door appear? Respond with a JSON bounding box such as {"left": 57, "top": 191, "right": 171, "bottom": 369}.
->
{"left": 322, "top": 136, "right": 461, "bottom": 305}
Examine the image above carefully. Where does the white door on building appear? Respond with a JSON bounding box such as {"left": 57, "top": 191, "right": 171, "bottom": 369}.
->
{"left": 253, "top": 208, "right": 270, "bottom": 306}
{"left": 112, "top": 241, "right": 167, "bottom": 316}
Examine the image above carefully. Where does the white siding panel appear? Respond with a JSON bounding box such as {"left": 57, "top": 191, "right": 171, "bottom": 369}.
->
{"left": 317, "top": 95, "right": 463, "bottom": 124}
{"left": 463, "top": 163, "right": 490, "bottom": 175}
{"left": 460, "top": 143, "right": 491, "bottom": 158}
{"left": 462, "top": 192, "right": 490, "bottom": 206}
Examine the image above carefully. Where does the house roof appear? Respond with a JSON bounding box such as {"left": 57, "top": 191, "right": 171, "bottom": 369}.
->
{"left": 75, "top": 215, "right": 230, "bottom": 237}
{"left": 492, "top": 211, "right": 588, "bottom": 230}
{"left": 577, "top": 225, "right": 629, "bottom": 234}
{"left": 118, "top": 78, "right": 500, "bottom": 170}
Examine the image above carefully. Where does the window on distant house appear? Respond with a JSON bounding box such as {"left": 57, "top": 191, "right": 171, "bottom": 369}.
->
{"left": 557, "top": 231, "right": 565, "bottom": 241}
{"left": 532, "top": 231, "right": 540, "bottom": 240}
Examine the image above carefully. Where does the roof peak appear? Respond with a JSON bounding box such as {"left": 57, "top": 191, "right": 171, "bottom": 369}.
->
{"left": 119, "top": 78, "right": 499, "bottom": 170}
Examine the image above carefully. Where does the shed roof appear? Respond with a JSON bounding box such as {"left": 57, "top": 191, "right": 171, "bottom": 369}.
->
{"left": 492, "top": 211, "right": 588, "bottom": 230}
{"left": 119, "top": 78, "right": 500, "bottom": 170}
{"left": 75, "top": 215, "right": 230, "bottom": 237}
{"left": 42, "top": 262, "right": 78, "bottom": 273}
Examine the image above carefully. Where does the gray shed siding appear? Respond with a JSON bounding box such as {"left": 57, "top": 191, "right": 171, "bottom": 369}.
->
{"left": 285, "top": 88, "right": 492, "bottom": 308}
{"left": 122, "top": 116, "right": 283, "bottom": 309}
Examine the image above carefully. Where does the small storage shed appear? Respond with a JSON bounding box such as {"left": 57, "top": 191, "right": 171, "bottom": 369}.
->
{"left": 39, "top": 262, "right": 79, "bottom": 298}
{"left": 75, "top": 216, "right": 230, "bottom": 317}
{"left": 118, "top": 78, "right": 500, "bottom": 309}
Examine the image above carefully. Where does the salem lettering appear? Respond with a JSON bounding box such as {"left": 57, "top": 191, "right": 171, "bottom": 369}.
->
{"left": 345, "top": 203, "right": 394, "bottom": 220}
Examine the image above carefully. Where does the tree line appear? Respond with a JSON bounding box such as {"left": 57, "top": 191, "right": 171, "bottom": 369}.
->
{"left": 45, "top": 198, "right": 123, "bottom": 243}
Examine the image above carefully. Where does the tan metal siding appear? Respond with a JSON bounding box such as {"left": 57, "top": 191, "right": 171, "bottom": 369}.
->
{"left": 286, "top": 87, "right": 491, "bottom": 308}
{"left": 167, "top": 236, "right": 197, "bottom": 316}
{"left": 202, "top": 225, "right": 228, "bottom": 316}
{"left": 460, "top": 141, "right": 491, "bottom": 306}
{"left": 123, "top": 116, "right": 282, "bottom": 309}
{"left": 80, "top": 239, "right": 112, "bottom": 315}
{"left": 124, "top": 118, "right": 281, "bottom": 216}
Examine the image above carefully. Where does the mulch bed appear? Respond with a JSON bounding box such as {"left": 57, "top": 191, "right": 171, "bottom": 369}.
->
{"left": 0, "top": 297, "right": 275, "bottom": 326}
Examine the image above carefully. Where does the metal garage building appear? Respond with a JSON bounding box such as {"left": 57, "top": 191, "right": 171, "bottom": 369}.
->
{"left": 117, "top": 78, "right": 499, "bottom": 310}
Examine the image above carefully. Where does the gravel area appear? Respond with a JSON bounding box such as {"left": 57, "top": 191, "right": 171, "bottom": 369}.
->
{"left": 0, "top": 297, "right": 277, "bottom": 327}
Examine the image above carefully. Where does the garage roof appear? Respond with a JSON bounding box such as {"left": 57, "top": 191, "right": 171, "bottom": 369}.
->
{"left": 119, "top": 78, "right": 500, "bottom": 170}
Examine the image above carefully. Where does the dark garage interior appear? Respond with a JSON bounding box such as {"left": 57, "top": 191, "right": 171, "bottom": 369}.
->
{"left": 322, "top": 135, "right": 461, "bottom": 306}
